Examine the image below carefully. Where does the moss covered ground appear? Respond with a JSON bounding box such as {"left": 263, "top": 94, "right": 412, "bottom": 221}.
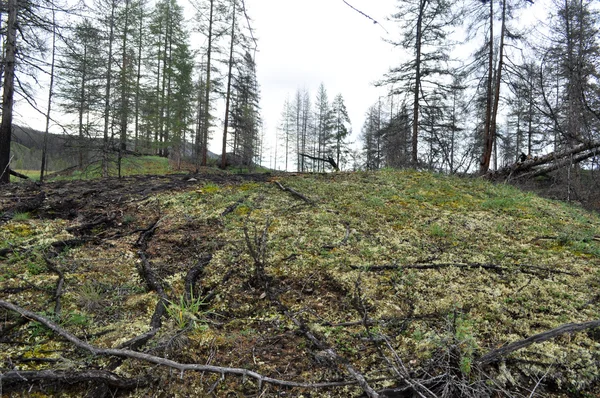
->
{"left": 1, "top": 169, "right": 599, "bottom": 397}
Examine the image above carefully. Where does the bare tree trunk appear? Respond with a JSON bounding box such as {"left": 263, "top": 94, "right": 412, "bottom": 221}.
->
{"left": 490, "top": 0, "right": 506, "bottom": 172}
{"left": 220, "top": 1, "right": 236, "bottom": 169}
{"left": 134, "top": 1, "right": 144, "bottom": 152}
{"left": 480, "top": 0, "right": 495, "bottom": 173}
{"left": 0, "top": 0, "right": 18, "bottom": 184}
{"left": 201, "top": 0, "right": 214, "bottom": 167}
{"left": 411, "top": 0, "right": 425, "bottom": 166}
{"left": 40, "top": 4, "right": 57, "bottom": 182}
{"left": 118, "top": 0, "right": 131, "bottom": 178}
{"left": 102, "top": 0, "right": 117, "bottom": 178}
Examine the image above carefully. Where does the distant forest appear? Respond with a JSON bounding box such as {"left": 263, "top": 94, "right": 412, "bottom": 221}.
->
{"left": 0, "top": 0, "right": 260, "bottom": 182}
{"left": 0, "top": 0, "right": 599, "bottom": 183}
{"left": 276, "top": 0, "right": 600, "bottom": 177}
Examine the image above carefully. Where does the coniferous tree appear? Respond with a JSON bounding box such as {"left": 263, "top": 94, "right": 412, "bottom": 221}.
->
{"left": 277, "top": 96, "right": 295, "bottom": 171}
{"left": 313, "top": 83, "right": 332, "bottom": 171}
{"left": 56, "top": 19, "right": 104, "bottom": 169}
{"left": 330, "top": 93, "right": 351, "bottom": 169}
{"left": 230, "top": 51, "right": 261, "bottom": 167}
{"left": 540, "top": 0, "right": 600, "bottom": 147}
{"left": 381, "top": 0, "right": 454, "bottom": 167}
{"left": 0, "top": 0, "right": 64, "bottom": 183}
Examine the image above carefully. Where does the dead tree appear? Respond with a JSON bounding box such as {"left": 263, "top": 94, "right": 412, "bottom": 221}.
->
{"left": 488, "top": 139, "right": 600, "bottom": 181}
{"left": 299, "top": 153, "right": 340, "bottom": 172}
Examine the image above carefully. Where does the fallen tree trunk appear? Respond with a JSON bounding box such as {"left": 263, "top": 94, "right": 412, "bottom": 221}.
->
{"left": 299, "top": 153, "right": 340, "bottom": 172}
{"left": 488, "top": 139, "right": 600, "bottom": 181}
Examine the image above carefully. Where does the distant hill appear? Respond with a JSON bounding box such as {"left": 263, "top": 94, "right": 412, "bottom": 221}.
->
{"left": 10, "top": 125, "right": 77, "bottom": 172}
{"left": 9, "top": 125, "right": 220, "bottom": 173}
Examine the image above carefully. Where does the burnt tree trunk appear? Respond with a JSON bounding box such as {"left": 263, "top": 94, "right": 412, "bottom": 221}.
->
{"left": 0, "top": 0, "right": 18, "bottom": 184}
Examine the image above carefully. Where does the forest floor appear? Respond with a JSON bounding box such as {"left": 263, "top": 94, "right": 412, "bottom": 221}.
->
{"left": 1, "top": 169, "right": 600, "bottom": 397}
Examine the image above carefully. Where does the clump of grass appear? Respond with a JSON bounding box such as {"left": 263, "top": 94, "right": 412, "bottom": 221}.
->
{"left": 77, "top": 282, "right": 105, "bottom": 312}
{"left": 165, "top": 289, "right": 212, "bottom": 330}
{"left": 12, "top": 212, "right": 31, "bottom": 221}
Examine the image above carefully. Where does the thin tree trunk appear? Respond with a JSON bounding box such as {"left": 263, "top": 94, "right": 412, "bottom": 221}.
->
{"left": 201, "top": 0, "right": 214, "bottom": 167}
{"left": 411, "top": 0, "right": 426, "bottom": 166}
{"left": 221, "top": 0, "right": 236, "bottom": 169}
{"left": 102, "top": 0, "right": 117, "bottom": 178}
{"left": 118, "top": 0, "right": 131, "bottom": 178}
{"left": 40, "top": 5, "right": 57, "bottom": 182}
{"left": 480, "top": 0, "right": 495, "bottom": 173}
{"left": 0, "top": 0, "right": 18, "bottom": 184}
{"left": 134, "top": 0, "right": 144, "bottom": 152}
{"left": 489, "top": 0, "right": 506, "bottom": 172}
{"left": 78, "top": 43, "right": 87, "bottom": 170}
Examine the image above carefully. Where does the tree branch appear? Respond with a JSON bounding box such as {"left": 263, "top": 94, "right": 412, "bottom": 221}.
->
{"left": 0, "top": 298, "right": 362, "bottom": 391}
{"left": 477, "top": 319, "right": 600, "bottom": 365}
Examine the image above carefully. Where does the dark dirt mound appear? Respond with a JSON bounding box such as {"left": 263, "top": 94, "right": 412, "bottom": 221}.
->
{"left": 0, "top": 172, "right": 273, "bottom": 221}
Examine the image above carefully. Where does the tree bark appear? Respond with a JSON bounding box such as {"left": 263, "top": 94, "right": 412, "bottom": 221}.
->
{"left": 201, "top": 0, "right": 214, "bottom": 167}
{"left": 221, "top": 0, "right": 236, "bottom": 169}
{"left": 411, "top": 0, "right": 426, "bottom": 166}
{"left": 40, "top": 4, "right": 57, "bottom": 182}
{"left": 102, "top": 0, "right": 117, "bottom": 178}
{"left": 0, "top": 0, "right": 18, "bottom": 184}
{"left": 480, "top": 0, "right": 495, "bottom": 173}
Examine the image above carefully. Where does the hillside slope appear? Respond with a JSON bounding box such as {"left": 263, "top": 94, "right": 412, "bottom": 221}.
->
{"left": 1, "top": 170, "right": 599, "bottom": 397}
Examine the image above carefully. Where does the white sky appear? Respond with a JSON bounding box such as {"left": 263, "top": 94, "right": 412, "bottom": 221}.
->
{"left": 241, "top": 0, "right": 399, "bottom": 164}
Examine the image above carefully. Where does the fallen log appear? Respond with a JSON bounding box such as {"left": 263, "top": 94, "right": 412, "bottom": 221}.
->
{"left": 488, "top": 139, "right": 600, "bottom": 181}
{"left": 299, "top": 153, "right": 340, "bottom": 172}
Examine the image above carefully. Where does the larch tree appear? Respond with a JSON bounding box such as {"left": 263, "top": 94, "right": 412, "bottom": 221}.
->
{"left": 540, "top": 0, "right": 600, "bottom": 147}
{"left": 277, "top": 96, "right": 295, "bottom": 171}
{"left": 381, "top": 0, "right": 454, "bottom": 167}
{"left": 330, "top": 93, "right": 351, "bottom": 169}
{"left": 0, "top": 0, "right": 61, "bottom": 183}
{"left": 56, "top": 19, "right": 104, "bottom": 170}
{"left": 313, "top": 83, "right": 332, "bottom": 171}
{"left": 230, "top": 51, "right": 261, "bottom": 167}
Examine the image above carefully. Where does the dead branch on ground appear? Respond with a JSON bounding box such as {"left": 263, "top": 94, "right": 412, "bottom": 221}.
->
{"left": 353, "top": 276, "right": 437, "bottom": 398}
{"left": 183, "top": 254, "right": 212, "bottom": 303}
{"left": 477, "top": 319, "right": 600, "bottom": 365}
{"left": 44, "top": 257, "right": 65, "bottom": 316}
{"left": 9, "top": 169, "right": 32, "bottom": 180}
{"left": 0, "top": 299, "right": 364, "bottom": 391}
{"left": 350, "top": 262, "right": 579, "bottom": 277}
{"left": 322, "top": 221, "right": 351, "bottom": 250}
{"left": 244, "top": 222, "right": 380, "bottom": 398}
{"left": 0, "top": 191, "right": 46, "bottom": 224}
{"left": 221, "top": 197, "right": 247, "bottom": 217}
{"left": 273, "top": 180, "right": 314, "bottom": 204}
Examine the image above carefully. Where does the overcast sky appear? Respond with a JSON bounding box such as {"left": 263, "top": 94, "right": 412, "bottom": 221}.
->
{"left": 242, "top": 0, "right": 399, "bottom": 164}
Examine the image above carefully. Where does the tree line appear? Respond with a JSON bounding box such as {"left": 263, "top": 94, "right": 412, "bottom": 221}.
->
{"left": 357, "top": 0, "right": 599, "bottom": 175}
{"left": 0, "top": 0, "right": 262, "bottom": 183}
{"left": 275, "top": 84, "right": 352, "bottom": 172}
